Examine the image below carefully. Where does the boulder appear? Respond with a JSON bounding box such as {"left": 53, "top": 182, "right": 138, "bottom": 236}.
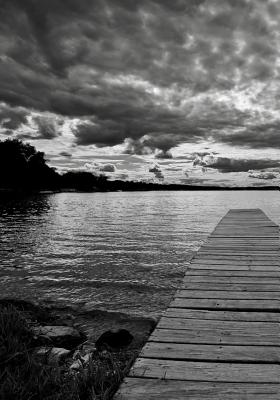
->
{"left": 70, "top": 353, "right": 92, "bottom": 370}
{"left": 95, "top": 329, "right": 133, "bottom": 351}
{"left": 33, "top": 325, "right": 84, "bottom": 349}
{"left": 34, "top": 347, "right": 70, "bottom": 364}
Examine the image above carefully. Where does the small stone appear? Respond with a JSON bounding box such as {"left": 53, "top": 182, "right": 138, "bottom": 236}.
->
{"left": 70, "top": 359, "right": 83, "bottom": 370}
{"left": 81, "top": 353, "right": 91, "bottom": 364}
{"left": 34, "top": 347, "right": 71, "bottom": 364}
{"left": 33, "top": 325, "right": 84, "bottom": 349}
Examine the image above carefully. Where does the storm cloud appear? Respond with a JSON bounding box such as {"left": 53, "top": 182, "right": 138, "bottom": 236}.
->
{"left": 1, "top": 0, "right": 280, "bottom": 153}
{"left": 149, "top": 164, "right": 164, "bottom": 180}
{"left": 194, "top": 155, "right": 280, "bottom": 173}
{"left": 0, "top": 104, "right": 28, "bottom": 132}
{"left": 1, "top": 0, "right": 280, "bottom": 187}
{"left": 248, "top": 171, "right": 278, "bottom": 180}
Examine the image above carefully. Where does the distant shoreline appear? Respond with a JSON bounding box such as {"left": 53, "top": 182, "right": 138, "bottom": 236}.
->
{"left": 0, "top": 185, "right": 279, "bottom": 195}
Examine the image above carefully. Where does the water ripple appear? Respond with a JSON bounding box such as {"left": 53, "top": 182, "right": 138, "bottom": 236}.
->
{"left": 0, "top": 191, "right": 279, "bottom": 315}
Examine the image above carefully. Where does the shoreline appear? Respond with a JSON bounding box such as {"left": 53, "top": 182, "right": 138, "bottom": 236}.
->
{"left": 0, "top": 186, "right": 279, "bottom": 195}
{"left": 0, "top": 297, "right": 158, "bottom": 350}
{"left": 0, "top": 298, "right": 158, "bottom": 399}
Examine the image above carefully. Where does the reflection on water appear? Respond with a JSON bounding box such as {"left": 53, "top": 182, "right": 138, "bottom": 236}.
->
{"left": 0, "top": 191, "right": 279, "bottom": 317}
{"left": 0, "top": 193, "right": 51, "bottom": 216}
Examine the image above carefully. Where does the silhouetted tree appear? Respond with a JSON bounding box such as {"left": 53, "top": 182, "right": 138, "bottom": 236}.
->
{"left": 0, "top": 139, "right": 59, "bottom": 190}
{"left": 60, "top": 171, "right": 108, "bottom": 191}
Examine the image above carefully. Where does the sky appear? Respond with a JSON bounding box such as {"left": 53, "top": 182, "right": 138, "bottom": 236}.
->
{"left": 0, "top": 0, "right": 280, "bottom": 186}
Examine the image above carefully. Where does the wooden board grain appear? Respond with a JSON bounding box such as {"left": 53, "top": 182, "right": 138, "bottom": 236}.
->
{"left": 129, "top": 358, "right": 280, "bottom": 382}
{"left": 171, "top": 298, "right": 280, "bottom": 310}
{"left": 176, "top": 289, "right": 280, "bottom": 299}
{"left": 184, "top": 270, "right": 280, "bottom": 277}
{"left": 164, "top": 308, "right": 280, "bottom": 322}
{"left": 116, "top": 379, "right": 280, "bottom": 400}
{"left": 181, "top": 282, "right": 280, "bottom": 291}
{"left": 141, "top": 342, "right": 280, "bottom": 362}
{"left": 150, "top": 327, "right": 280, "bottom": 346}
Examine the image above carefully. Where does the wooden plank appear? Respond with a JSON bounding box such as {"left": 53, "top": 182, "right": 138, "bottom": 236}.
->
{"left": 212, "top": 230, "right": 278, "bottom": 233}
{"left": 157, "top": 317, "right": 280, "bottom": 333}
{"left": 171, "top": 298, "right": 280, "bottom": 310}
{"left": 164, "top": 308, "right": 280, "bottom": 322}
{"left": 176, "top": 290, "right": 280, "bottom": 299}
{"left": 182, "top": 282, "right": 280, "bottom": 291}
{"left": 116, "top": 379, "right": 280, "bottom": 400}
{"left": 150, "top": 328, "right": 280, "bottom": 346}
{"left": 200, "top": 248, "right": 279, "bottom": 252}
{"left": 193, "top": 256, "right": 279, "bottom": 261}
{"left": 184, "top": 270, "right": 280, "bottom": 277}
{"left": 129, "top": 358, "right": 280, "bottom": 382}
{"left": 188, "top": 265, "right": 280, "bottom": 271}
{"left": 192, "top": 259, "right": 279, "bottom": 265}
{"left": 141, "top": 342, "right": 280, "bottom": 362}
{"left": 195, "top": 252, "right": 279, "bottom": 256}
{"left": 211, "top": 235, "right": 278, "bottom": 238}
{"left": 206, "top": 238, "right": 279, "bottom": 240}
{"left": 183, "top": 276, "right": 280, "bottom": 284}
{"left": 203, "top": 240, "right": 279, "bottom": 243}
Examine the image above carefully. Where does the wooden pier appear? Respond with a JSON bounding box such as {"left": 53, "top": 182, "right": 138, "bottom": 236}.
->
{"left": 116, "top": 209, "right": 280, "bottom": 399}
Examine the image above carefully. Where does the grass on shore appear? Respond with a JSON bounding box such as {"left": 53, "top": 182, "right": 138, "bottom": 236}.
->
{"left": 0, "top": 304, "right": 135, "bottom": 400}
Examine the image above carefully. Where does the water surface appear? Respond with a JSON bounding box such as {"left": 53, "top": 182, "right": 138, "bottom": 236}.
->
{"left": 0, "top": 191, "right": 279, "bottom": 317}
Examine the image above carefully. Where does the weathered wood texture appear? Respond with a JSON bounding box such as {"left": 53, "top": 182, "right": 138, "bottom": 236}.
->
{"left": 115, "top": 209, "right": 280, "bottom": 399}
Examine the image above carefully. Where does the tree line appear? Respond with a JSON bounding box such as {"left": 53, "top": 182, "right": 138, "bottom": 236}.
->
{"left": 0, "top": 139, "right": 107, "bottom": 192}
{"left": 0, "top": 139, "right": 278, "bottom": 192}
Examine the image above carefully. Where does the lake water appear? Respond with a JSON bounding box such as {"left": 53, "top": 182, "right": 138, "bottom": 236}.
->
{"left": 0, "top": 191, "right": 279, "bottom": 318}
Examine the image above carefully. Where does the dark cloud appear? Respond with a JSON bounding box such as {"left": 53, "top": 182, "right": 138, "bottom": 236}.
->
{"left": 179, "top": 177, "right": 218, "bottom": 186}
{"left": 74, "top": 120, "right": 125, "bottom": 146}
{"left": 99, "top": 163, "right": 116, "bottom": 172}
{"left": 194, "top": 155, "right": 280, "bottom": 173}
{"left": 0, "top": 0, "right": 280, "bottom": 155}
{"left": 155, "top": 150, "right": 173, "bottom": 159}
{"left": 59, "top": 151, "right": 72, "bottom": 158}
{"left": 114, "top": 173, "right": 129, "bottom": 180}
{"left": 248, "top": 171, "right": 278, "bottom": 180}
{"left": 123, "top": 136, "right": 177, "bottom": 157}
{"left": 149, "top": 164, "right": 164, "bottom": 180}
{"left": 0, "top": 104, "right": 28, "bottom": 131}
{"left": 164, "top": 166, "right": 182, "bottom": 171}
{"left": 212, "top": 122, "right": 280, "bottom": 149}
{"left": 32, "top": 116, "right": 60, "bottom": 139}
{"left": 123, "top": 138, "right": 154, "bottom": 156}
{"left": 83, "top": 161, "right": 116, "bottom": 174}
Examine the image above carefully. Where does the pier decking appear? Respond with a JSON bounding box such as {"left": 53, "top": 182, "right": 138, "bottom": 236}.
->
{"left": 116, "top": 209, "right": 280, "bottom": 399}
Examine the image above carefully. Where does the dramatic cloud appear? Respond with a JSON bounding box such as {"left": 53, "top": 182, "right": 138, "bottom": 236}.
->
{"left": 99, "top": 163, "right": 116, "bottom": 172}
{"left": 84, "top": 161, "right": 116, "bottom": 174}
{"left": 1, "top": 0, "right": 280, "bottom": 184}
{"left": 59, "top": 151, "right": 72, "bottom": 158}
{"left": 248, "top": 171, "right": 278, "bottom": 180}
{"left": 123, "top": 136, "right": 177, "bottom": 157}
{"left": 155, "top": 150, "right": 173, "bottom": 159}
{"left": 194, "top": 155, "right": 280, "bottom": 173}
{"left": 32, "top": 116, "right": 60, "bottom": 139}
{"left": 114, "top": 173, "right": 129, "bottom": 181}
{"left": 0, "top": 104, "right": 28, "bottom": 132}
{"left": 212, "top": 122, "right": 280, "bottom": 149}
{"left": 149, "top": 164, "right": 164, "bottom": 180}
